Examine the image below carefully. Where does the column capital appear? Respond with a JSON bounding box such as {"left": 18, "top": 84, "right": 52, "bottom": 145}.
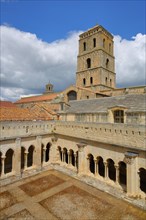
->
{"left": 51, "top": 136, "right": 58, "bottom": 143}
{"left": 1, "top": 156, "right": 6, "bottom": 160}
{"left": 124, "top": 152, "right": 138, "bottom": 165}
{"left": 77, "top": 142, "right": 87, "bottom": 152}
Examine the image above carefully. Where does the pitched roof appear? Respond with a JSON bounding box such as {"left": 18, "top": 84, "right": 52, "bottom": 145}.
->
{"left": 0, "top": 101, "right": 16, "bottom": 108}
{"left": 0, "top": 106, "right": 54, "bottom": 121}
{"left": 15, "top": 93, "right": 59, "bottom": 104}
{"left": 65, "top": 94, "right": 146, "bottom": 114}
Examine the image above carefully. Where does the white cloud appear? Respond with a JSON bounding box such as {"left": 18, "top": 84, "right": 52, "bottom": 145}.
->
{"left": 114, "top": 34, "right": 146, "bottom": 87}
{"left": 0, "top": 25, "right": 145, "bottom": 101}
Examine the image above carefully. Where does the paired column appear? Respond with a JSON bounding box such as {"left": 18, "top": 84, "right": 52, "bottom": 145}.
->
{"left": 1, "top": 156, "right": 6, "bottom": 177}
{"left": 124, "top": 152, "right": 139, "bottom": 196}
{"left": 77, "top": 142, "right": 86, "bottom": 174}
{"left": 24, "top": 151, "right": 28, "bottom": 170}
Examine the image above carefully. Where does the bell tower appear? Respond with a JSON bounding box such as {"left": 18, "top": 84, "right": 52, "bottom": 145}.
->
{"left": 76, "top": 25, "right": 116, "bottom": 91}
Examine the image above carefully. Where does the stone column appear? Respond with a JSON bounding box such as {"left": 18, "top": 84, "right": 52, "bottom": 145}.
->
{"left": 104, "top": 162, "right": 108, "bottom": 180}
{"left": 14, "top": 138, "right": 21, "bottom": 176}
{"left": 42, "top": 147, "right": 46, "bottom": 164}
{"left": 124, "top": 152, "right": 138, "bottom": 196}
{"left": 115, "top": 164, "right": 120, "bottom": 185}
{"left": 77, "top": 142, "right": 86, "bottom": 174}
{"left": 50, "top": 136, "right": 58, "bottom": 163}
{"left": 24, "top": 151, "right": 28, "bottom": 170}
{"left": 67, "top": 150, "right": 69, "bottom": 164}
{"left": 34, "top": 136, "right": 42, "bottom": 170}
{"left": 74, "top": 153, "right": 77, "bottom": 168}
{"left": 86, "top": 157, "right": 90, "bottom": 173}
{"left": 1, "top": 156, "right": 6, "bottom": 177}
{"left": 94, "top": 159, "right": 97, "bottom": 176}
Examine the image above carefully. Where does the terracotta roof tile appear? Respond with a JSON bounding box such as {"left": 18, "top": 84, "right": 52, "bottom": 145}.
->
{"left": 0, "top": 101, "right": 16, "bottom": 108}
{"left": 15, "top": 93, "right": 59, "bottom": 104}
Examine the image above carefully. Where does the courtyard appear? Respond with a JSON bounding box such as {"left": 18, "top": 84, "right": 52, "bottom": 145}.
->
{"left": 0, "top": 169, "right": 146, "bottom": 220}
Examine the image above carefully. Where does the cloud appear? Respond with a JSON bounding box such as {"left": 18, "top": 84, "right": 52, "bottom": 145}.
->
{"left": 0, "top": 25, "right": 146, "bottom": 101}
{"left": 114, "top": 34, "right": 146, "bottom": 87}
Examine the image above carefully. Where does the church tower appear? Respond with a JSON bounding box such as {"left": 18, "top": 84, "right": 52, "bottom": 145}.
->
{"left": 76, "top": 25, "right": 116, "bottom": 91}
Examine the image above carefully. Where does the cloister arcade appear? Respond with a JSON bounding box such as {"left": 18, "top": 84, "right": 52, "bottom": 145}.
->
{"left": 0, "top": 142, "right": 146, "bottom": 197}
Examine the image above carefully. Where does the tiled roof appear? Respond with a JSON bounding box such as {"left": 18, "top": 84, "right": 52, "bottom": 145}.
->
{"left": 0, "top": 101, "right": 16, "bottom": 108}
{"left": 15, "top": 93, "right": 59, "bottom": 104}
{"left": 65, "top": 94, "right": 146, "bottom": 114}
{"left": 0, "top": 106, "right": 53, "bottom": 121}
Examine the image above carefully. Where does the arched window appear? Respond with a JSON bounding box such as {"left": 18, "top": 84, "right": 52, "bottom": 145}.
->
{"left": 83, "top": 78, "right": 86, "bottom": 86}
{"left": 93, "top": 38, "right": 96, "bottom": 47}
{"left": 106, "top": 58, "right": 109, "bottom": 68}
{"left": 67, "top": 91, "right": 77, "bottom": 101}
{"left": 27, "top": 145, "right": 34, "bottom": 167}
{"left": 97, "top": 156, "right": 105, "bottom": 177}
{"left": 87, "top": 58, "right": 91, "bottom": 68}
{"left": 103, "top": 39, "right": 105, "bottom": 48}
{"left": 21, "top": 147, "right": 25, "bottom": 169}
{"left": 107, "top": 159, "right": 116, "bottom": 181}
{"left": 46, "top": 143, "right": 51, "bottom": 162}
{"left": 114, "top": 110, "right": 124, "bottom": 123}
{"left": 5, "top": 149, "right": 14, "bottom": 173}
{"left": 88, "top": 154, "right": 95, "bottom": 174}
{"left": 90, "top": 77, "right": 93, "bottom": 85}
{"left": 139, "top": 168, "right": 146, "bottom": 193}
{"left": 119, "top": 161, "right": 127, "bottom": 191}
{"left": 83, "top": 42, "right": 86, "bottom": 51}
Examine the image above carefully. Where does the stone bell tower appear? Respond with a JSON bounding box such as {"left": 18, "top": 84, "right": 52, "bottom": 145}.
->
{"left": 76, "top": 25, "right": 116, "bottom": 91}
{"left": 43, "top": 83, "right": 54, "bottom": 94}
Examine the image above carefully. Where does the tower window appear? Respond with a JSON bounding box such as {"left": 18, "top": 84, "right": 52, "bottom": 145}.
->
{"left": 87, "top": 58, "right": 91, "bottom": 68}
{"left": 114, "top": 110, "right": 124, "bottom": 123}
{"left": 90, "top": 77, "right": 93, "bottom": 85}
{"left": 103, "top": 39, "right": 105, "bottom": 48}
{"left": 105, "top": 77, "right": 108, "bottom": 85}
{"left": 110, "top": 79, "right": 112, "bottom": 87}
{"left": 106, "top": 59, "right": 109, "bottom": 68}
{"left": 83, "top": 78, "right": 86, "bottom": 86}
{"left": 83, "top": 42, "right": 86, "bottom": 51}
{"left": 93, "top": 38, "right": 96, "bottom": 47}
{"left": 109, "top": 43, "right": 111, "bottom": 53}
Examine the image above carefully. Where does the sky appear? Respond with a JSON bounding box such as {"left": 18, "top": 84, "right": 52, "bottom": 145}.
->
{"left": 0, "top": 0, "right": 146, "bottom": 101}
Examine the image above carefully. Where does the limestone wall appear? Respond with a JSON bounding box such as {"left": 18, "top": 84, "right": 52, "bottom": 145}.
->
{"left": 0, "top": 121, "right": 54, "bottom": 139}
{"left": 53, "top": 121, "right": 146, "bottom": 150}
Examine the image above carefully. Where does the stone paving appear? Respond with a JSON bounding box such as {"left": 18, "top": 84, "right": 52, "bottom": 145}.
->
{"left": 0, "top": 169, "right": 146, "bottom": 220}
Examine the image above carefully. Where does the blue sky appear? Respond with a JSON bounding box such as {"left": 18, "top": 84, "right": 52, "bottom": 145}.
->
{"left": 1, "top": 0, "right": 145, "bottom": 41}
{"left": 0, "top": 0, "right": 146, "bottom": 101}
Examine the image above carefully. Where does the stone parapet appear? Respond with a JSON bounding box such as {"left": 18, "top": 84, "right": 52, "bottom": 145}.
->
{"left": 53, "top": 121, "right": 146, "bottom": 150}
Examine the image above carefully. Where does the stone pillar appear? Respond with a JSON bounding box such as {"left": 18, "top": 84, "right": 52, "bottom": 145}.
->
{"left": 34, "top": 136, "right": 42, "bottom": 170}
{"left": 1, "top": 156, "right": 6, "bottom": 177}
{"left": 14, "top": 138, "right": 21, "bottom": 175}
{"left": 104, "top": 162, "right": 108, "bottom": 180}
{"left": 115, "top": 164, "right": 120, "bottom": 185}
{"left": 124, "top": 152, "right": 139, "bottom": 196}
{"left": 77, "top": 142, "right": 86, "bottom": 174}
{"left": 42, "top": 148, "right": 46, "bottom": 164}
{"left": 67, "top": 150, "right": 69, "bottom": 164}
{"left": 24, "top": 151, "right": 28, "bottom": 170}
{"left": 94, "top": 159, "right": 97, "bottom": 176}
{"left": 86, "top": 157, "right": 90, "bottom": 173}
{"left": 50, "top": 136, "right": 58, "bottom": 163}
{"left": 74, "top": 153, "right": 77, "bottom": 168}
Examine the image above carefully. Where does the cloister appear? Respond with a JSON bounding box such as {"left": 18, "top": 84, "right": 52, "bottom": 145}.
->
{"left": 0, "top": 141, "right": 146, "bottom": 197}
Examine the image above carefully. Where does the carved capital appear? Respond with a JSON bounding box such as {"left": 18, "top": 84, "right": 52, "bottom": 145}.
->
{"left": 77, "top": 142, "right": 86, "bottom": 152}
